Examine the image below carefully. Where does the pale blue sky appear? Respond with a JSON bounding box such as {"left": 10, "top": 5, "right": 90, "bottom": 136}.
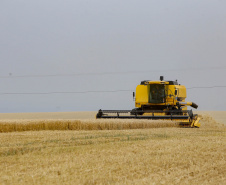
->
{"left": 0, "top": 0, "right": 226, "bottom": 112}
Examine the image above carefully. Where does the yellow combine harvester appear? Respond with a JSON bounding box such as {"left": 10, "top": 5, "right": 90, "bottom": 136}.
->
{"left": 96, "top": 76, "right": 200, "bottom": 127}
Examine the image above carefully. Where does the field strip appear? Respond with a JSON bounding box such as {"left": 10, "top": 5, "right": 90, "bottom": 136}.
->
{"left": 0, "top": 119, "right": 179, "bottom": 133}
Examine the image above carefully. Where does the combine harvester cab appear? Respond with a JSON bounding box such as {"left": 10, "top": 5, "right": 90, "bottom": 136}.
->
{"left": 96, "top": 76, "right": 200, "bottom": 128}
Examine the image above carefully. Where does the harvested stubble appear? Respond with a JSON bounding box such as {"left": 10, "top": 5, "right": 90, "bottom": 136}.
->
{"left": 0, "top": 119, "right": 178, "bottom": 133}
{"left": 0, "top": 114, "right": 225, "bottom": 185}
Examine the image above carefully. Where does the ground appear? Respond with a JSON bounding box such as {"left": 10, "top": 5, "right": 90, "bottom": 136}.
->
{"left": 0, "top": 111, "right": 225, "bottom": 184}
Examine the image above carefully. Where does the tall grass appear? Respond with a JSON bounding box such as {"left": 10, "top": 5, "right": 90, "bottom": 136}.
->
{"left": 0, "top": 119, "right": 179, "bottom": 133}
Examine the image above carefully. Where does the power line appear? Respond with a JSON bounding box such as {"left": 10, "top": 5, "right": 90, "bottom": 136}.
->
{"left": 1, "top": 66, "right": 226, "bottom": 78}
{"left": 0, "top": 86, "right": 226, "bottom": 95}
{"left": 187, "top": 85, "right": 226, "bottom": 89}
{"left": 0, "top": 90, "right": 132, "bottom": 95}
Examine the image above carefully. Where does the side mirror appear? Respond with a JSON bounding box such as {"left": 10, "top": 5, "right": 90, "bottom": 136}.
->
{"left": 175, "top": 89, "right": 178, "bottom": 95}
{"left": 133, "top": 92, "right": 135, "bottom": 100}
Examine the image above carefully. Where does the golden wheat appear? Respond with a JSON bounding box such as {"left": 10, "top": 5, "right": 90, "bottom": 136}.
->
{"left": 0, "top": 119, "right": 180, "bottom": 133}
{"left": 0, "top": 114, "right": 225, "bottom": 185}
{"left": 1, "top": 111, "right": 223, "bottom": 133}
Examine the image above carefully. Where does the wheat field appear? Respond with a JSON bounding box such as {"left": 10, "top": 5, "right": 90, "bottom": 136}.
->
{"left": 0, "top": 119, "right": 180, "bottom": 133}
{"left": 0, "top": 112, "right": 225, "bottom": 184}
